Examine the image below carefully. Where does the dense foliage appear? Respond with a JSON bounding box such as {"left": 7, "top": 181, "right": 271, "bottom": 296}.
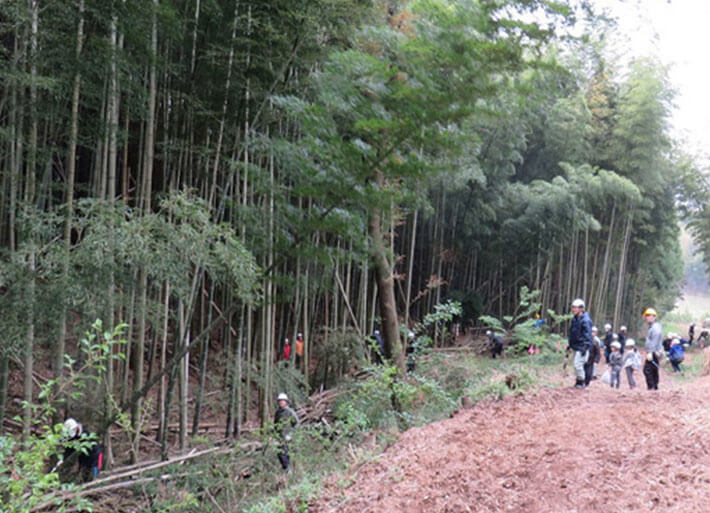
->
{"left": 0, "top": 1, "right": 704, "bottom": 506}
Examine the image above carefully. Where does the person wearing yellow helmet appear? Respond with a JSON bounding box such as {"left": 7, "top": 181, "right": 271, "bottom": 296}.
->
{"left": 643, "top": 307, "right": 662, "bottom": 390}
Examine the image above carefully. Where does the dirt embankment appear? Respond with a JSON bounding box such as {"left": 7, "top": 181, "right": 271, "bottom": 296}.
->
{"left": 313, "top": 360, "right": 710, "bottom": 513}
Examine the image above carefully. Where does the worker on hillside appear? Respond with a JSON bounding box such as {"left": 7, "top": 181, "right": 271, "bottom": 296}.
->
{"left": 567, "top": 298, "right": 593, "bottom": 389}
{"left": 295, "top": 333, "right": 304, "bottom": 368}
{"left": 688, "top": 322, "right": 696, "bottom": 344}
{"left": 643, "top": 307, "right": 663, "bottom": 390}
{"left": 622, "top": 339, "right": 641, "bottom": 389}
{"left": 57, "top": 418, "right": 103, "bottom": 482}
{"left": 274, "top": 393, "right": 299, "bottom": 473}
{"left": 283, "top": 338, "right": 292, "bottom": 362}
{"left": 486, "top": 330, "right": 504, "bottom": 359}
{"left": 370, "top": 329, "right": 385, "bottom": 364}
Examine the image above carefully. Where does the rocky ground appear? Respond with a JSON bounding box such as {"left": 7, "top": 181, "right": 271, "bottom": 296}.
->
{"left": 313, "top": 350, "right": 710, "bottom": 513}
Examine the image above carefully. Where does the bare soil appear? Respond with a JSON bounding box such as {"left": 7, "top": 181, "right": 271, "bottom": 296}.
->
{"left": 313, "top": 354, "right": 710, "bottom": 513}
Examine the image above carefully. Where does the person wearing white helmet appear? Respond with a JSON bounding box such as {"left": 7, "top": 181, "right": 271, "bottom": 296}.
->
{"left": 608, "top": 341, "right": 623, "bottom": 389}
{"left": 486, "top": 330, "right": 504, "bottom": 359}
{"left": 58, "top": 418, "right": 103, "bottom": 481}
{"left": 668, "top": 337, "right": 685, "bottom": 373}
{"left": 274, "top": 393, "right": 299, "bottom": 472}
{"left": 643, "top": 308, "right": 663, "bottom": 390}
{"left": 567, "top": 298, "right": 593, "bottom": 389}
{"left": 622, "top": 339, "right": 641, "bottom": 389}
{"left": 590, "top": 326, "right": 602, "bottom": 379}
{"left": 617, "top": 326, "right": 628, "bottom": 355}
{"left": 584, "top": 326, "right": 601, "bottom": 386}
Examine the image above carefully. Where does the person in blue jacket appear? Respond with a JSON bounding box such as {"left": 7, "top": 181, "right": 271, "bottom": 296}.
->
{"left": 668, "top": 338, "right": 685, "bottom": 373}
{"left": 567, "top": 298, "right": 593, "bottom": 389}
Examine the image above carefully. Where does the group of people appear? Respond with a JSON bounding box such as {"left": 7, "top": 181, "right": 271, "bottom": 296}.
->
{"left": 568, "top": 299, "right": 666, "bottom": 391}
{"left": 281, "top": 333, "right": 305, "bottom": 367}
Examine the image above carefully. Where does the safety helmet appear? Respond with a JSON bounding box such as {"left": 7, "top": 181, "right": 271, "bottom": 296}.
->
{"left": 604, "top": 323, "right": 612, "bottom": 331}
{"left": 612, "top": 333, "right": 618, "bottom": 340}
{"left": 277, "top": 393, "right": 289, "bottom": 403}
{"left": 625, "top": 339, "right": 635, "bottom": 348}
{"left": 571, "top": 298, "right": 585, "bottom": 308}
{"left": 592, "top": 326, "right": 598, "bottom": 333}
{"left": 620, "top": 326, "right": 627, "bottom": 332}
{"left": 485, "top": 330, "right": 492, "bottom": 336}
{"left": 611, "top": 341, "right": 621, "bottom": 350}
{"left": 643, "top": 307, "right": 658, "bottom": 317}
{"left": 671, "top": 338, "right": 679, "bottom": 346}
{"left": 63, "top": 418, "right": 82, "bottom": 439}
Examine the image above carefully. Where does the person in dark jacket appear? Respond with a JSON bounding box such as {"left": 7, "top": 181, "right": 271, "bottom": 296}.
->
{"left": 486, "top": 330, "right": 504, "bottom": 358}
{"left": 370, "top": 329, "right": 385, "bottom": 364}
{"left": 668, "top": 338, "right": 684, "bottom": 373}
{"left": 58, "top": 418, "right": 103, "bottom": 482}
{"left": 568, "top": 298, "right": 593, "bottom": 389}
{"left": 584, "top": 327, "right": 601, "bottom": 386}
{"left": 617, "top": 326, "right": 627, "bottom": 355}
{"left": 274, "top": 393, "right": 299, "bottom": 472}
{"left": 688, "top": 323, "right": 696, "bottom": 344}
{"left": 603, "top": 323, "right": 614, "bottom": 363}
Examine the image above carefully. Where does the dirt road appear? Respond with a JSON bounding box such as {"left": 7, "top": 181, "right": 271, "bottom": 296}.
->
{"left": 313, "top": 359, "right": 710, "bottom": 513}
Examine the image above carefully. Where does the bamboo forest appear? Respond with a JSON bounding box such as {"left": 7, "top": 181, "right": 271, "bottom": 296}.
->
{"left": 2, "top": 0, "right": 710, "bottom": 512}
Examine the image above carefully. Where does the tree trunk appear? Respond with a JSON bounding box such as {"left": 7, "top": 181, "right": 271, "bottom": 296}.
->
{"left": 0, "top": 350, "right": 9, "bottom": 426}
{"left": 368, "top": 172, "right": 404, "bottom": 371}
{"left": 613, "top": 213, "right": 633, "bottom": 329}
{"left": 55, "top": 0, "right": 85, "bottom": 425}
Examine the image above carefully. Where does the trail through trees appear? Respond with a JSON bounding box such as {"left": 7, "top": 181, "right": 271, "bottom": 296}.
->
{"left": 314, "top": 366, "right": 710, "bottom": 512}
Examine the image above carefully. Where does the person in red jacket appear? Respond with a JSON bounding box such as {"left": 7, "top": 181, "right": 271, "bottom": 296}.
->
{"left": 283, "top": 338, "right": 291, "bottom": 362}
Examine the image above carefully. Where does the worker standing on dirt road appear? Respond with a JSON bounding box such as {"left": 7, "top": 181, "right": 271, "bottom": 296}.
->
{"left": 274, "top": 393, "right": 299, "bottom": 473}
{"left": 584, "top": 327, "right": 601, "bottom": 386}
{"left": 643, "top": 308, "right": 663, "bottom": 390}
{"left": 603, "top": 323, "right": 614, "bottom": 363}
{"left": 567, "top": 298, "right": 593, "bottom": 389}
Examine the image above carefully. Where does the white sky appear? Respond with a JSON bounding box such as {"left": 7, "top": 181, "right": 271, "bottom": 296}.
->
{"left": 592, "top": 0, "right": 710, "bottom": 164}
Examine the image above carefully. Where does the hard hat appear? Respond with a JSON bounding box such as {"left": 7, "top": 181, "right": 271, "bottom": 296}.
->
{"left": 625, "top": 339, "right": 635, "bottom": 348}
{"left": 591, "top": 326, "right": 598, "bottom": 333}
{"left": 63, "top": 418, "right": 82, "bottom": 439}
{"left": 643, "top": 308, "right": 658, "bottom": 317}
{"left": 611, "top": 341, "right": 621, "bottom": 350}
{"left": 277, "top": 393, "right": 289, "bottom": 403}
{"left": 485, "top": 330, "right": 492, "bottom": 336}
{"left": 571, "top": 298, "right": 585, "bottom": 308}
{"left": 671, "top": 338, "right": 679, "bottom": 346}
{"left": 612, "top": 333, "right": 618, "bottom": 340}
{"left": 604, "top": 323, "right": 612, "bottom": 331}
{"left": 620, "top": 326, "right": 627, "bottom": 332}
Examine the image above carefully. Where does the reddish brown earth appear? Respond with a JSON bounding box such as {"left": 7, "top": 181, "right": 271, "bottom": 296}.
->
{"left": 313, "top": 358, "right": 710, "bottom": 513}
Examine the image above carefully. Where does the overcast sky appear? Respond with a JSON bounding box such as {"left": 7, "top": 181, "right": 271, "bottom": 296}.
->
{"left": 592, "top": 0, "right": 710, "bottom": 163}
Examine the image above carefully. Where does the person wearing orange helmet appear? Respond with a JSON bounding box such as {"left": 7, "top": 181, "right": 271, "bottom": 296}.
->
{"left": 642, "top": 307, "right": 663, "bottom": 390}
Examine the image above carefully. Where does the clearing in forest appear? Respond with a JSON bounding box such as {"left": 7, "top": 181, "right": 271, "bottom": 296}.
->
{"left": 313, "top": 355, "right": 710, "bottom": 513}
